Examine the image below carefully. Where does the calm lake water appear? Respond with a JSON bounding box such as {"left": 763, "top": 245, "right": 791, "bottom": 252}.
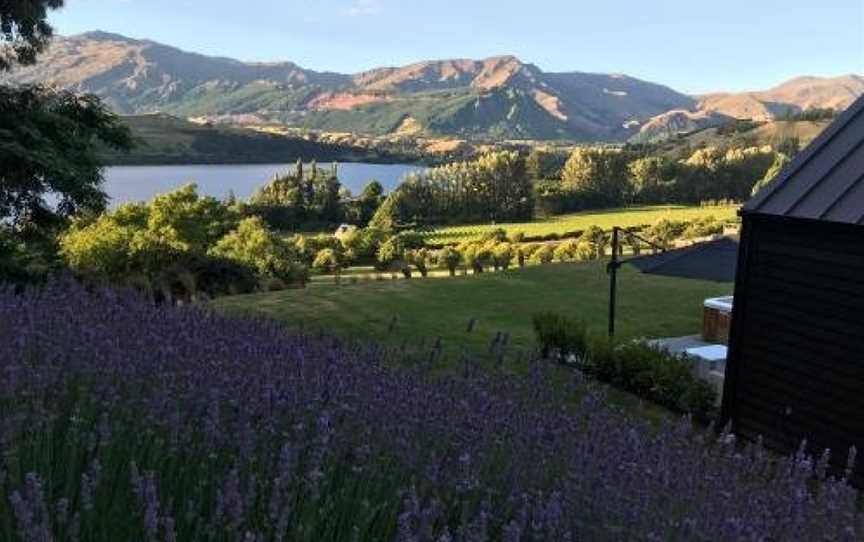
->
{"left": 103, "top": 163, "right": 423, "bottom": 206}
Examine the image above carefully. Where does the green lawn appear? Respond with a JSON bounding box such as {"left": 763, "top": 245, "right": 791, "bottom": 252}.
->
{"left": 421, "top": 205, "right": 739, "bottom": 244}
{"left": 214, "top": 262, "right": 732, "bottom": 366}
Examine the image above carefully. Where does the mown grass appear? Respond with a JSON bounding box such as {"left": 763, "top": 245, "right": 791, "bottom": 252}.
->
{"left": 214, "top": 261, "right": 732, "bottom": 367}
{"left": 420, "top": 205, "right": 739, "bottom": 244}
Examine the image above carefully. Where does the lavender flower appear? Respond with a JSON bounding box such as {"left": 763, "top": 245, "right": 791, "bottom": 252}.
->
{"left": 0, "top": 282, "right": 860, "bottom": 541}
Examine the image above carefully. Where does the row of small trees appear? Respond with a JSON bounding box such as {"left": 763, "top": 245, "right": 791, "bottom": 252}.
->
{"left": 306, "top": 215, "right": 730, "bottom": 282}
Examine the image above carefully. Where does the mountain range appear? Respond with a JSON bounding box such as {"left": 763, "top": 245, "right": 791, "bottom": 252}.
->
{"left": 4, "top": 31, "right": 863, "bottom": 142}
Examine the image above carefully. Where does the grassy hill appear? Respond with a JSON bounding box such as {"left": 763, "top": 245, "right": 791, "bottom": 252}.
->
{"left": 650, "top": 119, "right": 833, "bottom": 157}
{"left": 100, "top": 114, "right": 409, "bottom": 165}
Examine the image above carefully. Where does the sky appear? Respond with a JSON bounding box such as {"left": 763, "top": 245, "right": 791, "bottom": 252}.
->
{"left": 50, "top": 0, "right": 864, "bottom": 94}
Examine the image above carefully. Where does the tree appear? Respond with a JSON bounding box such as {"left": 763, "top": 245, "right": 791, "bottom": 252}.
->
{"left": 1, "top": 2, "right": 132, "bottom": 233}
{"left": 628, "top": 156, "right": 674, "bottom": 203}
{"left": 752, "top": 153, "right": 791, "bottom": 196}
{"left": 1, "top": 0, "right": 64, "bottom": 72}
{"left": 312, "top": 248, "right": 344, "bottom": 282}
{"left": 368, "top": 192, "right": 404, "bottom": 233}
{"left": 490, "top": 242, "right": 514, "bottom": 270}
{"left": 437, "top": 246, "right": 462, "bottom": 277}
{"left": 459, "top": 241, "right": 493, "bottom": 274}
{"left": 406, "top": 248, "right": 432, "bottom": 278}
{"left": 146, "top": 184, "right": 238, "bottom": 253}
{"left": 582, "top": 226, "right": 608, "bottom": 259}
{"left": 561, "top": 148, "right": 630, "bottom": 208}
{"left": 553, "top": 239, "right": 580, "bottom": 262}
{"left": 0, "top": 86, "right": 132, "bottom": 230}
{"left": 529, "top": 244, "right": 555, "bottom": 265}
{"left": 210, "top": 217, "right": 307, "bottom": 284}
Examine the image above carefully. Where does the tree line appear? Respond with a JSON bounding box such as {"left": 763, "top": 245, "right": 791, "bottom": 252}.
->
{"left": 372, "top": 144, "right": 786, "bottom": 228}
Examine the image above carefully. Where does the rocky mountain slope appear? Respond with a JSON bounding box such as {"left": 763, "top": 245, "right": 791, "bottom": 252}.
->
{"left": 4, "top": 31, "right": 861, "bottom": 142}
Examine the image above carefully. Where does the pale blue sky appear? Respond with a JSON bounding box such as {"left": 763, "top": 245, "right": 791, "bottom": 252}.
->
{"left": 51, "top": 0, "right": 863, "bottom": 94}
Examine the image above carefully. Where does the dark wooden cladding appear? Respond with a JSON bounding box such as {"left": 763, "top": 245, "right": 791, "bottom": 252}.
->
{"left": 723, "top": 214, "right": 864, "bottom": 486}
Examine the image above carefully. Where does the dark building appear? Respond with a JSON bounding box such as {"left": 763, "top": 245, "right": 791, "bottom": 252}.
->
{"left": 722, "top": 95, "right": 864, "bottom": 485}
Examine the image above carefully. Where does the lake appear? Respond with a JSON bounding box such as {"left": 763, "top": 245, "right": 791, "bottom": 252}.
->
{"left": 103, "top": 162, "right": 423, "bottom": 206}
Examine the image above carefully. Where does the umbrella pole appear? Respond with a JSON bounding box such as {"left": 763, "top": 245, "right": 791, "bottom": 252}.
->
{"left": 608, "top": 227, "right": 621, "bottom": 338}
{"left": 606, "top": 227, "right": 666, "bottom": 338}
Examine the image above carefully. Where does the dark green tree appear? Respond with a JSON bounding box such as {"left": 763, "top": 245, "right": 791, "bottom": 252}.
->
{"left": 1, "top": 0, "right": 64, "bottom": 71}
{"left": 1, "top": 1, "right": 132, "bottom": 235}
{"left": 1, "top": 86, "right": 133, "bottom": 230}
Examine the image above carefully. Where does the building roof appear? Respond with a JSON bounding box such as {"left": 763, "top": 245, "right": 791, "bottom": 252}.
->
{"left": 743, "top": 95, "right": 864, "bottom": 225}
{"left": 626, "top": 237, "right": 739, "bottom": 282}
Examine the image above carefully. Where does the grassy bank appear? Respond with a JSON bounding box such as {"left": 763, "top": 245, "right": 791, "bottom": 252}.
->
{"left": 214, "top": 261, "right": 732, "bottom": 367}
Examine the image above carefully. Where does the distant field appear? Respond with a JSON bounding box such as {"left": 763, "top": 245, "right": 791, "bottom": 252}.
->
{"left": 214, "top": 262, "right": 732, "bottom": 366}
{"left": 421, "top": 205, "right": 739, "bottom": 244}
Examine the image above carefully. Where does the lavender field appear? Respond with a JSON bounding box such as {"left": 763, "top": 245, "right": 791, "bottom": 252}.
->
{"left": 1, "top": 282, "right": 861, "bottom": 541}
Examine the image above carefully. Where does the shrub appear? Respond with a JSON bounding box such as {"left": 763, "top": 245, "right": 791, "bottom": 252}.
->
{"left": 209, "top": 217, "right": 307, "bottom": 285}
{"left": 647, "top": 219, "right": 688, "bottom": 249}
{"left": 406, "top": 248, "right": 432, "bottom": 277}
{"left": 312, "top": 247, "right": 344, "bottom": 277}
{"left": 553, "top": 239, "right": 580, "bottom": 262}
{"left": 584, "top": 338, "right": 718, "bottom": 421}
{"left": 490, "top": 242, "right": 514, "bottom": 270}
{"left": 682, "top": 216, "right": 724, "bottom": 239}
{"left": 532, "top": 312, "right": 588, "bottom": 360}
{"left": 529, "top": 244, "right": 555, "bottom": 264}
{"left": 437, "top": 246, "right": 462, "bottom": 276}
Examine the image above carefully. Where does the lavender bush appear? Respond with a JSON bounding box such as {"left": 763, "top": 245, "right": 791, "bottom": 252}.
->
{"left": 0, "top": 281, "right": 860, "bottom": 541}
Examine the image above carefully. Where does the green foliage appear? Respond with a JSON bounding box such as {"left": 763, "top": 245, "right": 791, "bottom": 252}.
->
{"left": 209, "top": 216, "right": 307, "bottom": 284}
{"left": 781, "top": 107, "right": 838, "bottom": 122}
{"left": 581, "top": 226, "right": 608, "bottom": 258}
{"left": 646, "top": 219, "right": 688, "bottom": 249}
{"left": 339, "top": 227, "right": 387, "bottom": 264}
{"left": 628, "top": 156, "right": 676, "bottom": 203}
{"left": 458, "top": 240, "right": 493, "bottom": 273}
{"left": 553, "top": 239, "right": 580, "bottom": 262}
{"left": 0, "top": 227, "right": 60, "bottom": 284}
{"left": 489, "top": 242, "right": 514, "bottom": 270}
{"left": 368, "top": 191, "right": 404, "bottom": 233}
{"left": 147, "top": 184, "right": 238, "bottom": 252}
{"left": 0, "top": 85, "right": 132, "bottom": 230}
{"left": 0, "top": 0, "right": 64, "bottom": 71}
{"left": 525, "top": 148, "right": 567, "bottom": 180}
{"left": 752, "top": 152, "right": 791, "bottom": 196}
{"left": 437, "top": 246, "right": 462, "bottom": 276}
{"left": 247, "top": 160, "right": 343, "bottom": 229}
{"left": 681, "top": 216, "right": 724, "bottom": 239}
{"left": 532, "top": 312, "right": 588, "bottom": 360}
{"left": 60, "top": 213, "right": 137, "bottom": 278}
{"left": 343, "top": 180, "right": 386, "bottom": 225}
{"left": 406, "top": 248, "right": 432, "bottom": 277}
{"left": 528, "top": 244, "right": 555, "bottom": 265}
{"left": 561, "top": 148, "right": 631, "bottom": 208}
{"left": 312, "top": 247, "right": 344, "bottom": 276}
{"left": 60, "top": 185, "right": 306, "bottom": 296}
{"left": 584, "top": 339, "right": 718, "bottom": 420}
{"left": 388, "top": 151, "right": 532, "bottom": 225}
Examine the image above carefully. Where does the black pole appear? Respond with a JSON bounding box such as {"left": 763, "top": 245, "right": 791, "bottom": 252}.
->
{"left": 608, "top": 227, "right": 620, "bottom": 338}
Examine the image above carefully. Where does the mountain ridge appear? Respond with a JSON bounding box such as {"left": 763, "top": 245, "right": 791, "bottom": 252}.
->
{"left": 4, "top": 31, "right": 862, "bottom": 142}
